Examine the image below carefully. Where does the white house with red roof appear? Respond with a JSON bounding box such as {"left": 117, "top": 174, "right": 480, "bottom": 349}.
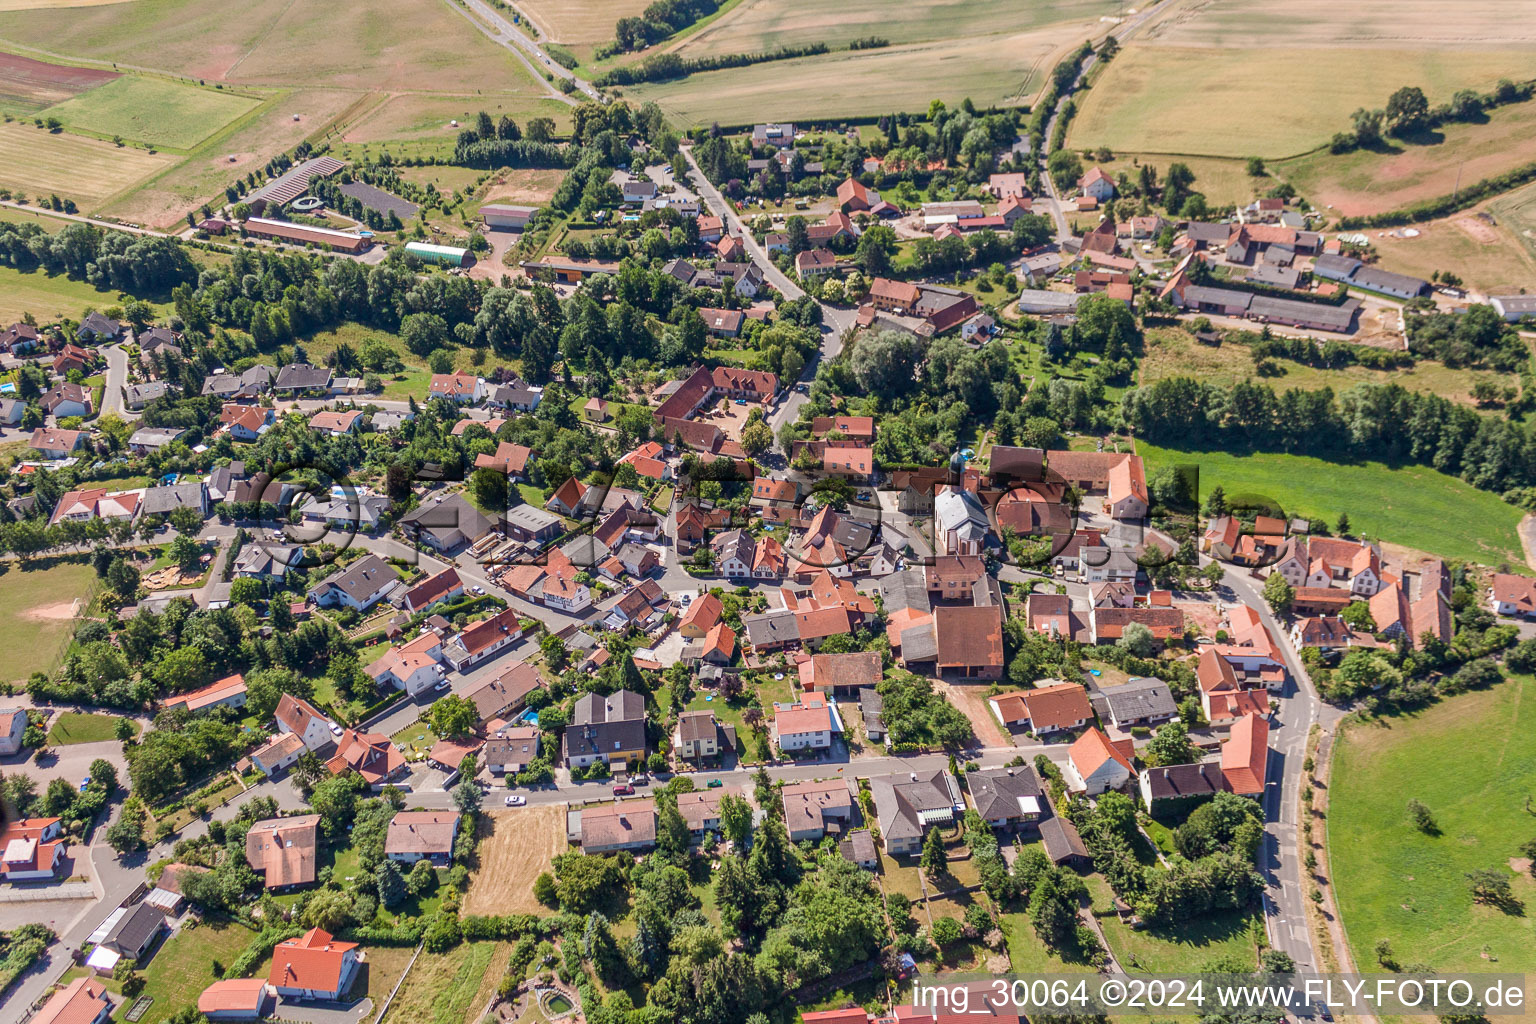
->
{"left": 267, "top": 928, "right": 361, "bottom": 1001}
{"left": 1065, "top": 727, "right": 1134, "bottom": 795}
{"left": 1489, "top": 572, "right": 1536, "bottom": 618}
{"left": 401, "top": 567, "right": 464, "bottom": 614}
{"left": 0, "top": 707, "right": 27, "bottom": 756}
{"left": 428, "top": 372, "right": 484, "bottom": 404}
{"left": 1078, "top": 166, "right": 1114, "bottom": 202}
{"left": 772, "top": 693, "right": 841, "bottom": 752}
{"left": 366, "top": 632, "right": 445, "bottom": 697}
{"left": 0, "top": 816, "right": 66, "bottom": 881}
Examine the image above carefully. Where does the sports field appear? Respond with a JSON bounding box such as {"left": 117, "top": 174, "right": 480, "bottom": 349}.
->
{"left": 0, "top": 121, "right": 174, "bottom": 206}
{"left": 515, "top": 0, "right": 650, "bottom": 44}
{"left": 0, "top": 561, "right": 97, "bottom": 683}
{"left": 1362, "top": 204, "right": 1536, "bottom": 297}
{"left": 1276, "top": 100, "right": 1536, "bottom": 218}
{"left": 1329, "top": 677, "right": 1535, "bottom": 999}
{"left": 0, "top": 52, "right": 117, "bottom": 112}
{"left": 1071, "top": 45, "right": 1535, "bottom": 158}
{"left": 627, "top": 22, "right": 1092, "bottom": 123}
{"left": 670, "top": 0, "right": 1106, "bottom": 55}
{"left": 40, "top": 75, "right": 261, "bottom": 150}
{"left": 1136, "top": 443, "right": 1526, "bottom": 565}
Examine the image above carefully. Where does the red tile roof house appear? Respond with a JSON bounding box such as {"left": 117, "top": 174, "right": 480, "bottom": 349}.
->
{"left": 366, "top": 631, "right": 445, "bottom": 697}
{"left": 987, "top": 681, "right": 1092, "bottom": 736}
{"left": 267, "top": 928, "right": 362, "bottom": 1002}
{"left": 275, "top": 693, "right": 337, "bottom": 753}
{"left": 385, "top": 810, "right": 460, "bottom": 864}
{"left": 934, "top": 604, "right": 1005, "bottom": 679}
{"left": 473, "top": 441, "right": 533, "bottom": 481}
{"left": 0, "top": 706, "right": 26, "bottom": 756}
{"left": 199, "top": 979, "right": 273, "bottom": 1021}
{"left": 0, "top": 816, "right": 66, "bottom": 881}
{"left": 796, "top": 248, "right": 837, "bottom": 278}
{"left": 798, "top": 650, "right": 881, "bottom": 695}
{"left": 245, "top": 814, "right": 320, "bottom": 889}
{"left": 401, "top": 567, "right": 464, "bottom": 614}
{"left": 1197, "top": 648, "right": 1271, "bottom": 726}
{"left": 836, "top": 176, "right": 873, "bottom": 211}
{"left": 1489, "top": 572, "right": 1536, "bottom": 618}
{"left": 31, "top": 977, "right": 113, "bottom": 1024}
{"left": 307, "top": 410, "right": 362, "bottom": 435}
{"left": 442, "top": 606, "right": 527, "bottom": 670}
{"left": 772, "top": 694, "right": 840, "bottom": 753}
{"left": 1077, "top": 165, "right": 1115, "bottom": 202}
{"left": 1065, "top": 727, "right": 1135, "bottom": 795}
{"left": 163, "top": 674, "right": 247, "bottom": 715}
{"left": 325, "top": 729, "right": 406, "bottom": 787}
{"left": 427, "top": 371, "right": 484, "bottom": 404}
{"left": 1221, "top": 713, "right": 1271, "bottom": 797}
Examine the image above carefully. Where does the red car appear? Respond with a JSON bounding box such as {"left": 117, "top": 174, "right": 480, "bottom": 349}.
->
{"left": 613, "top": 784, "right": 634, "bottom": 795}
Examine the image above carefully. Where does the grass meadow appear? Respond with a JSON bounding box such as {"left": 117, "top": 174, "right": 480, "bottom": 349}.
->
{"left": 1070, "top": 45, "right": 1536, "bottom": 158}
{"left": 1329, "top": 676, "right": 1536, "bottom": 992}
{"left": 1136, "top": 443, "right": 1527, "bottom": 566}
{"left": 40, "top": 76, "right": 261, "bottom": 150}
{"left": 1275, "top": 98, "right": 1536, "bottom": 218}
{"left": 1139, "top": 328, "right": 1518, "bottom": 409}
{"left": 0, "top": 259, "right": 172, "bottom": 325}
{"left": 47, "top": 712, "right": 138, "bottom": 744}
{"left": 124, "top": 918, "right": 258, "bottom": 1024}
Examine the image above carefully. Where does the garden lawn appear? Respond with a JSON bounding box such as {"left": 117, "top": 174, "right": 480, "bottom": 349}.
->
{"left": 123, "top": 918, "right": 257, "bottom": 1024}
{"left": 47, "top": 711, "right": 136, "bottom": 744}
{"left": 1329, "top": 676, "right": 1536, "bottom": 990}
{"left": 1136, "top": 443, "right": 1526, "bottom": 566}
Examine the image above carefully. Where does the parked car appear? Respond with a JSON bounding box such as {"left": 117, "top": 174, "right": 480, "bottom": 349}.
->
{"left": 707, "top": 778, "right": 723, "bottom": 788}
{"left": 434, "top": 678, "right": 451, "bottom": 691}
{"left": 613, "top": 783, "right": 634, "bottom": 795}
{"left": 505, "top": 795, "right": 526, "bottom": 806}
{"left": 329, "top": 722, "right": 344, "bottom": 737}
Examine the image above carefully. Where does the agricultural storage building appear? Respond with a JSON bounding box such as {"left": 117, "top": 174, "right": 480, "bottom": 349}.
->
{"left": 243, "top": 218, "right": 370, "bottom": 254}
{"left": 480, "top": 204, "right": 536, "bottom": 229}
{"left": 405, "top": 241, "right": 471, "bottom": 267}
{"left": 247, "top": 156, "right": 346, "bottom": 212}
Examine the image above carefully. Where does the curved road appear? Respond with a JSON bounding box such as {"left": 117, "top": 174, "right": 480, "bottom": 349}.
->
{"left": 445, "top": 0, "right": 601, "bottom": 105}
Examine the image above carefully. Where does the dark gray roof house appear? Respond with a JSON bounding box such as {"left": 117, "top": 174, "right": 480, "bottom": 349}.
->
{"left": 968, "top": 766, "right": 1044, "bottom": 827}
{"left": 140, "top": 482, "right": 209, "bottom": 518}
{"left": 1140, "top": 761, "right": 1224, "bottom": 804}
{"left": 399, "top": 494, "right": 496, "bottom": 554}
{"left": 867, "top": 769, "right": 963, "bottom": 854}
{"left": 878, "top": 569, "right": 931, "bottom": 615}
{"left": 742, "top": 609, "right": 800, "bottom": 649}
{"left": 78, "top": 311, "right": 121, "bottom": 341}
{"left": 562, "top": 689, "right": 646, "bottom": 765}
{"left": 273, "top": 363, "right": 333, "bottom": 393}
{"left": 1100, "top": 676, "right": 1178, "bottom": 727}
{"left": 102, "top": 902, "right": 165, "bottom": 959}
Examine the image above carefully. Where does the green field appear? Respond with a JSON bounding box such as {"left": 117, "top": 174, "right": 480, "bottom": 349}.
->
{"left": 1489, "top": 178, "right": 1536, "bottom": 267}
{"left": 1329, "top": 677, "right": 1536, "bottom": 997}
{"left": 47, "top": 712, "right": 138, "bottom": 744}
{"left": 0, "top": 561, "right": 98, "bottom": 683}
{"left": 41, "top": 76, "right": 261, "bottom": 150}
{"left": 1136, "top": 443, "right": 1527, "bottom": 566}
{"left": 1070, "top": 45, "right": 1536, "bottom": 159}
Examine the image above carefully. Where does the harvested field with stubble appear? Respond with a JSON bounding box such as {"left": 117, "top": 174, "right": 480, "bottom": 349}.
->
{"left": 627, "top": 23, "right": 1093, "bottom": 124}
{"left": 669, "top": 0, "right": 1107, "bottom": 56}
{"left": 515, "top": 0, "right": 651, "bottom": 44}
{"left": 0, "top": 52, "right": 117, "bottom": 111}
{"left": 0, "top": 120, "right": 174, "bottom": 206}
{"left": 1070, "top": 44, "right": 1536, "bottom": 158}
{"left": 463, "top": 804, "right": 566, "bottom": 916}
